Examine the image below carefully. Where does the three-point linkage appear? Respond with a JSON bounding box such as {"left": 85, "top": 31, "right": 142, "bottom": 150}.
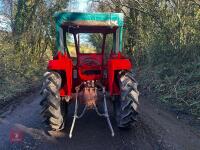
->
{"left": 69, "top": 82, "right": 115, "bottom": 138}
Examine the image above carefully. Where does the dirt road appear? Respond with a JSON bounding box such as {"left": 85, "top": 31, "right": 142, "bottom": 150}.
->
{"left": 0, "top": 92, "right": 199, "bottom": 150}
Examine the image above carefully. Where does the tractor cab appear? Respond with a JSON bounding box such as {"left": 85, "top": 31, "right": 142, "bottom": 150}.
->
{"left": 53, "top": 12, "right": 125, "bottom": 81}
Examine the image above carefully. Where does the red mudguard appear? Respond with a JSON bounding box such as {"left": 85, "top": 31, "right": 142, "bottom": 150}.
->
{"left": 107, "top": 53, "right": 132, "bottom": 95}
{"left": 47, "top": 52, "right": 73, "bottom": 96}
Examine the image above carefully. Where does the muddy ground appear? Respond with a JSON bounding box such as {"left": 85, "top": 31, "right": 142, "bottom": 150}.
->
{"left": 0, "top": 91, "right": 199, "bottom": 150}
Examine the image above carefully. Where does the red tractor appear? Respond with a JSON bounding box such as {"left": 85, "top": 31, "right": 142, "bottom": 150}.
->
{"left": 40, "top": 12, "right": 139, "bottom": 138}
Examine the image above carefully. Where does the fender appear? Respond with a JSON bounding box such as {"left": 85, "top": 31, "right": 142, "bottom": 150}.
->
{"left": 47, "top": 52, "right": 73, "bottom": 96}
{"left": 107, "top": 52, "right": 132, "bottom": 95}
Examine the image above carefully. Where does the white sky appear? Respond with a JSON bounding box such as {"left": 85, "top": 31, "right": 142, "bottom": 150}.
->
{"left": 69, "top": 0, "right": 89, "bottom": 12}
{"left": 78, "top": 0, "right": 88, "bottom": 12}
{"left": 0, "top": 15, "right": 11, "bottom": 31}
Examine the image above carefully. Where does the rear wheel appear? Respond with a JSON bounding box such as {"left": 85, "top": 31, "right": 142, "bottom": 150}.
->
{"left": 114, "top": 71, "right": 139, "bottom": 128}
{"left": 40, "top": 71, "right": 66, "bottom": 131}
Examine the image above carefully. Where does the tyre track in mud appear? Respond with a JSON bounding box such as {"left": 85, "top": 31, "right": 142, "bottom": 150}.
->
{"left": 0, "top": 91, "right": 199, "bottom": 150}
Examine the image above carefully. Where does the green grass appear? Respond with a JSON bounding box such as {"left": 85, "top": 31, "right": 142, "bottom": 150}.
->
{"left": 139, "top": 61, "right": 200, "bottom": 117}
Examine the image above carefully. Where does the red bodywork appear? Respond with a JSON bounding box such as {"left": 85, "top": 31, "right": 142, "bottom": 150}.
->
{"left": 48, "top": 51, "right": 132, "bottom": 97}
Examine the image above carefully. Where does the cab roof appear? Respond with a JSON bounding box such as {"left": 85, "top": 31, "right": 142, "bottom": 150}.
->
{"left": 54, "top": 12, "right": 124, "bottom": 28}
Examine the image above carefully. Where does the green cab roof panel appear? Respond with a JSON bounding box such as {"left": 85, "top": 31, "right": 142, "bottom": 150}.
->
{"left": 54, "top": 12, "right": 124, "bottom": 27}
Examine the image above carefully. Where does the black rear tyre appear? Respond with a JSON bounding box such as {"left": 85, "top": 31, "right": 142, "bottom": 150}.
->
{"left": 114, "top": 71, "right": 139, "bottom": 128}
{"left": 40, "top": 71, "right": 66, "bottom": 131}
